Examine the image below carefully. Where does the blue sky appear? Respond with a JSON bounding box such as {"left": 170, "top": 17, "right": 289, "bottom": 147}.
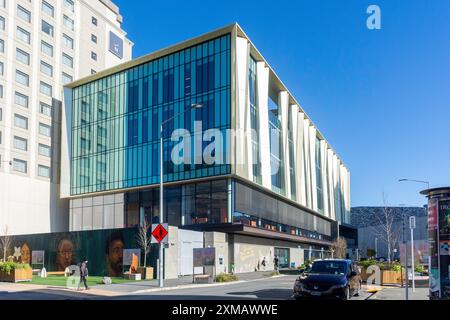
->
{"left": 114, "top": 0, "right": 450, "bottom": 207}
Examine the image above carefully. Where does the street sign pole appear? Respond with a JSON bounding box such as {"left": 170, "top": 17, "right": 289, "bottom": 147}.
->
{"left": 159, "top": 125, "right": 164, "bottom": 288}
{"left": 410, "top": 216, "right": 416, "bottom": 292}
{"left": 403, "top": 213, "right": 409, "bottom": 300}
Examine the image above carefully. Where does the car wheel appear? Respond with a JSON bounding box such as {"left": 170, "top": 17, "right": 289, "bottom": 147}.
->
{"left": 342, "top": 286, "right": 351, "bottom": 300}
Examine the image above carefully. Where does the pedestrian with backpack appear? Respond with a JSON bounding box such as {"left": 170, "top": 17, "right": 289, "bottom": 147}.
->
{"left": 77, "top": 259, "right": 89, "bottom": 290}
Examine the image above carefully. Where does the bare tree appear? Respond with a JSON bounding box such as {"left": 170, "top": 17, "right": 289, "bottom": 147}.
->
{"left": 0, "top": 225, "right": 12, "bottom": 262}
{"left": 369, "top": 195, "right": 402, "bottom": 263}
{"left": 136, "top": 220, "right": 151, "bottom": 267}
{"left": 330, "top": 237, "right": 347, "bottom": 259}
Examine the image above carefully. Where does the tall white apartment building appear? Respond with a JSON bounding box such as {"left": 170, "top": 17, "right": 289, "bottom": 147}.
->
{"left": 0, "top": 0, "right": 133, "bottom": 235}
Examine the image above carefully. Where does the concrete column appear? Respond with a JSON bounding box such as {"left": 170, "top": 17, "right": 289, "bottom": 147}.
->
{"left": 256, "top": 62, "right": 271, "bottom": 190}
{"left": 235, "top": 36, "right": 250, "bottom": 180}
{"left": 279, "top": 91, "right": 290, "bottom": 197}
{"left": 327, "top": 149, "right": 336, "bottom": 220}
{"left": 303, "top": 119, "right": 311, "bottom": 208}
{"left": 309, "top": 126, "right": 317, "bottom": 211}
{"left": 296, "top": 112, "right": 306, "bottom": 206}
{"left": 320, "top": 140, "right": 329, "bottom": 217}
{"left": 227, "top": 178, "right": 233, "bottom": 223}
{"left": 290, "top": 105, "right": 299, "bottom": 201}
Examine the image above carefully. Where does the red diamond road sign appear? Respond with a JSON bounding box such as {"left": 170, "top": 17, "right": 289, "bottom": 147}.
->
{"left": 151, "top": 223, "right": 168, "bottom": 244}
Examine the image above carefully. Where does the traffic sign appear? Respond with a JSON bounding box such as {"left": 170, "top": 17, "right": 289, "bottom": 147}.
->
{"left": 151, "top": 223, "right": 169, "bottom": 244}
{"left": 409, "top": 216, "right": 416, "bottom": 229}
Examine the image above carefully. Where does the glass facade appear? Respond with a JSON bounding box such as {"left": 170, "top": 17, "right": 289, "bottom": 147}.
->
{"left": 124, "top": 179, "right": 229, "bottom": 228}
{"left": 269, "top": 99, "right": 284, "bottom": 195}
{"left": 249, "top": 57, "right": 261, "bottom": 184}
{"left": 234, "top": 181, "right": 332, "bottom": 241}
{"left": 71, "top": 34, "right": 231, "bottom": 196}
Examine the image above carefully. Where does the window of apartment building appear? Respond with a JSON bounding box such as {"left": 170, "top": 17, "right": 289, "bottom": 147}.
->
{"left": 40, "top": 102, "right": 52, "bottom": 117}
{"left": 15, "top": 91, "right": 28, "bottom": 107}
{"left": 0, "top": 131, "right": 2, "bottom": 144}
{"left": 13, "top": 136, "right": 27, "bottom": 151}
{"left": 17, "top": 6, "right": 31, "bottom": 23}
{"left": 0, "top": 62, "right": 4, "bottom": 75}
{"left": 0, "top": 39, "right": 4, "bottom": 53}
{"left": 63, "top": 15, "right": 74, "bottom": 30}
{"left": 0, "top": 16, "right": 5, "bottom": 31}
{"left": 0, "top": 85, "right": 3, "bottom": 98}
{"left": 41, "top": 20, "right": 53, "bottom": 37}
{"left": 39, "top": 81, "right": 52, "bottom": 97}
{"left": 38, "top": 143, "right": 51, "bottom": 157}
{"left": 40, "top": 61, "right": 53, "bottom": 77}
{"left": 39, "top": 122, "right": 51, "bottom": 137}
{"left": 62, "top": 72, "right": 72, "bottom": 84}
{"left": 15, "top": 70, "right": 29, "bottom": 87}
{"left": 14, "top": 114, "right": 28, "bottom": 129}
{"left": 16, "top": 27, "right": 30, "bottom": 44}
{"left": 41, "top": 40, "right": 53, "bottom": 57}
{"left": 62, "top": 53, "right": 73, "bottom": 68}
{"left": 38, "top": 164, "right": 50, "bottom": 178}
{"left": 0, "top": 0, "right": 5, "bottom": 9}
{"left": 91, "top": 34, "right": 97, "bottom": 43}
{"left": 13, "top": 158, "right": 27, "bottom": 173}
{"left": 91, "top": 69, "right": 96, "bottom": 75}
{"left": 16, "top": 48, "right": 30, "bottom": 65}
{"left": 64, "top": 0, "right": 74, "bottom": 12}
{"left": 42, "top": 1, "right": 54, "bottom": 17}
{"left": 91, "top": 51, "right": 97, "bottom": 61}
{"left": 62, "top": 33, "right": 73, "bottom": 49}
{"left": 0, "top": 107, "right": 2, "bottom": 121}
{"left": 92, "top": 16, "right": 97, "bottom": 26}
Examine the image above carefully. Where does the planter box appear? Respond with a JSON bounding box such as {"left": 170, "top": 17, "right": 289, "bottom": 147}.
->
{"left": 360, "top": 267, "right": 403, "bottom": 285}
{"left": 0, "top": 268, "right": 32, "bottom": 283}
{"left": 381, "top": 270, "right": 402, "bottom": 285}
{"left": 137, "top": 267, "right": 154, "bottom": 280}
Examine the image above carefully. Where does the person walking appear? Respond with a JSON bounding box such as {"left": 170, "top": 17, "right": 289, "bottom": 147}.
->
{"left": 274, "top": 256, "right": 279, "bottom": 271}
{"left": 78, "top": 260, "right": 89, "bottom": 291}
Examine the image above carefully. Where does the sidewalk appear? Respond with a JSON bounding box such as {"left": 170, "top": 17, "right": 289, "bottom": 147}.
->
{"left": 0, "top": 271, "right": 282, "bottom": 299}
{"left": 91, "top": 271, "right": 282, "bottom": 295}
{"left": 369, "top": 287, "right": 428, "bottom": 300}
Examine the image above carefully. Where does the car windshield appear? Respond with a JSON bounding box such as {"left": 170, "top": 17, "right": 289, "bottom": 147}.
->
{"left": 309, "top": 261, "right": 348, "bottom": 275}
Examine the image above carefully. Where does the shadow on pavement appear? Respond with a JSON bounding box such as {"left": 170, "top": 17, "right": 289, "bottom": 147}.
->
{"left": 227, "top": 289, "right": 293, "bottom": 300}
{"left": 0, "top": 288, "right": 105, "bottom": 300}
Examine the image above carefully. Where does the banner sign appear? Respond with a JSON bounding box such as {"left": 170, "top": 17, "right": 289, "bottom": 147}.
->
{"left": 32, "top": 251, "right": 45, "bottom": 265}
{"left": 123, "top": 249, "right": 141, "bottom": 266}
{"left": 193, "top": 248, "right": 215, "bottom": 267}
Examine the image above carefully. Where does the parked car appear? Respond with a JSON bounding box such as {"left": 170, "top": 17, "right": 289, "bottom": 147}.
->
{"left": 293, "top": 259, "right": 362, "bottom": 300}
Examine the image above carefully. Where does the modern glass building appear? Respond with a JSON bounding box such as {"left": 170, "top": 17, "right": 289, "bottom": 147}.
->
{"left": 61, "top": 24, "right": 351, "bottom": 274}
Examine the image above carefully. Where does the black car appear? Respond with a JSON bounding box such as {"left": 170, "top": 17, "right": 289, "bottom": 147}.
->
{"left": 293, "top": 259, "right": 362, "bottom": 300}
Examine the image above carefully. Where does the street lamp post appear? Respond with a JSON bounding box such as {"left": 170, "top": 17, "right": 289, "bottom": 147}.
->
{"left": 402, "top": 211, "right": 409, "bottom": 300}
{"left": 398, "top": 179, "right": 430, "bottom": 191}
{"left": 158, "top": 103, "right": 202, "bottom": 288}
{"left": 398, "top": 179, "right": 430, "bottom": 297}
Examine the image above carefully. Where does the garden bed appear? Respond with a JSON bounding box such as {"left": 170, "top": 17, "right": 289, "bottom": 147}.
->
{"left": 0, "top": 267, "right": 32, "bottom": 283}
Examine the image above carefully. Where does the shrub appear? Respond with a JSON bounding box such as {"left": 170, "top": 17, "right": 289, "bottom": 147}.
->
{"left": 390, "top": 264, "right": 402, "bottom": 272}
{"left": 268, "top": 271, "right": 280, "bottom": 277}
{"left": 358, "top": 259, "right": 377, "bottom": 269}
{"left": 415, "top": 265, "right": 425, "bottom": 273}
{"left": 0, "top": 261, "right": 31, "bottom": 275}
{"left": 215, "top": 273, "right": 238, "bottom": 283}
